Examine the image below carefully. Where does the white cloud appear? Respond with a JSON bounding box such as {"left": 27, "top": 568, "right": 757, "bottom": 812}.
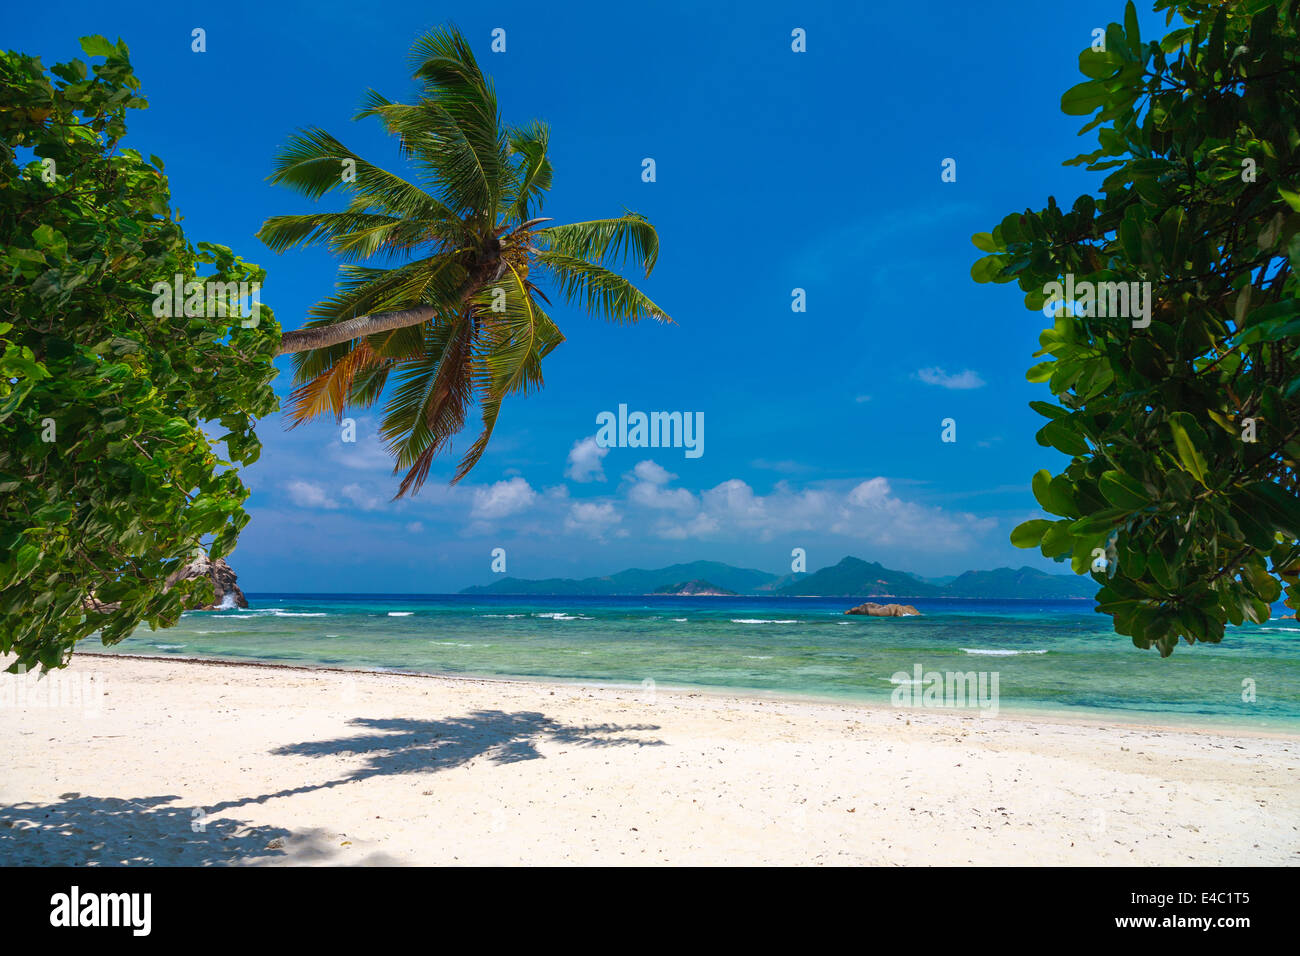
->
{"left": 915, "top": 367, "right": 986, "bottom": 390}
{"left": 854, "top": 394, "right": 872, "bottom": 403}
{"left": 631, "top": 459, "right": 675, "bottom": 484}
{"left": 565, "top": 436, "right": 609, "bottom": 483}
{"left": 564, "top": 501, "right": 622, "bottom": 538}
{"left": 847, "top": 476, "right": 890, "bottom": 506}
{"left": 655, "top": 513, "right": 720, "bottom": 540}
{"left": 646, "top": 475, "right": 994, "bottom": 551}
{"left": 471, "top": 477, "right": 537, "bottom": 520}
{"left": 631, "top": 483, "right": 697, "bottom": 512}
{"left": 285, "top": 480, "right": 339, "bottom": 509}
{"left": 833, "top": 477, "right": 995, "bottom": 547}
{"left": 405, "top": 521, "right": 424, "bottom": 534}
{"left": 627, "top": 459, "right": 695, "bottom": 512}
{"left": 326, "top": 417, "right": 395, "bottom": 471}
{"left": 341, "top": 483, "right": 385, "bottom": 512}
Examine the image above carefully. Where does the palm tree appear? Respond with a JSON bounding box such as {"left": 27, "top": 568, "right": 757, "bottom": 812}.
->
{"left": 258, "top": 27, "right": 670, "bottom": 496}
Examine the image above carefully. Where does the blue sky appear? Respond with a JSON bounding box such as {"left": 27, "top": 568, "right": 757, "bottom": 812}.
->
{"left": 12, "top": 0, "right": 1173, "bottom": 591}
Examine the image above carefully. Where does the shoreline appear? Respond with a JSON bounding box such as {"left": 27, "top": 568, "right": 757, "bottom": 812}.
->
{"left": 4, "top": 654, "right": 1297, "bottom": 865}
{"left": 81, "top": 650, "right": 1300, "bottom": 740}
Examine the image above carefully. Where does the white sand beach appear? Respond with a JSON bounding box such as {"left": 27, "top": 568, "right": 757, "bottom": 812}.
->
{"left": 2, "top": 654, "right": 1297, "bottom": 866}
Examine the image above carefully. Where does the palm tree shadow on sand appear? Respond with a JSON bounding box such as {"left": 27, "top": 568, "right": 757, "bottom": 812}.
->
{"left": 0, "top": 793, "right": 349, "bottom": 866}
{"left": 1, "top": 708, "right": 662, "bottom": 865}
{"left": 212, "top": 709, "right": 665, "bottom": 812}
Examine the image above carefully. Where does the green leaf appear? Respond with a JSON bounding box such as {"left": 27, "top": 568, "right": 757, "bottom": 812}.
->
{"left": 1032, "top": 469, "right": 1076, "bottom": 516}
{"left": 1010, "top": 519, "right": 1054, "bottom": 549}
{"left": 1069, "top": 508, "right": 1128, "bottom": 536}
{"left": 1037, "top": 419, "right": 1090, "bottom": 456}
{"left": 79, "top": 35, "right": 116, "bottom": 58}
{"left": 970, "top": 255, "right": 1003, "bottom": 283}
{"left": 1028, "top": 400, "right": 1067, "bottom": 421}
{"left": 1277, "top": 186, "right": 1300, "bottom": 212}
{"left": 1098, "top": 471, "right": 1152, "bottom": 509}
{"left": 1061, "top": 80, "right": 1108, "bottom": 116}
{"left": 1026, "top": 361, "right": 1055, "bottom": 383}
{"left": 1168, "top": 412, "right": 1210, "bottom": 486}
{"left": 1078, "top": 49, "right": 1123, "bottom": 80}
{"left": 1148, "top": 548, "right": 1174, "bottom": 590}
{"left": 1123, "top": 0, "right": 1141, "bottom": 49}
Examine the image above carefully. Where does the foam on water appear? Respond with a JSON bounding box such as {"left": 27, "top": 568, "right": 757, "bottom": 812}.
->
{"left": 961, "top": 648, "right": 1050, "bottom": 656}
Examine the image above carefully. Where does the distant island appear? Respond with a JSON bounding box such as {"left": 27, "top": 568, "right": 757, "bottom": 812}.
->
{"left": 651, "top": 580, "right": 738, "bottom": 596}
{"left": 461, "top": 556, "right": 1096, "bottom": 600}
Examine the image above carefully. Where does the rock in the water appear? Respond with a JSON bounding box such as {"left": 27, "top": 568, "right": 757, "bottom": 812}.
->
{"left": 166, "top": 555, "right": 249, "bottom": 610}
{"left": 844, "top": 602, "right": 920, "bottom": 617}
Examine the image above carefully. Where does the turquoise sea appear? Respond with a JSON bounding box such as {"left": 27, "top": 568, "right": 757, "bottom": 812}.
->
{"left": 93, "top": 594, "right": 1300, "bottom": 730}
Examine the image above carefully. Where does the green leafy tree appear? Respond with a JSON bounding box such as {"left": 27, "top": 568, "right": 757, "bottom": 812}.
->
{"left": 0, "top": 38, "right": 280, "bottom": 671}
{"left": 259, "top": 26, "right": 670, "bottom": 495}
{"left": 974, "top": 0, "right": 1300, "bottom": 654}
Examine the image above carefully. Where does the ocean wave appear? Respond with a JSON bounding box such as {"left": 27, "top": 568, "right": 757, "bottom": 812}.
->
{"left": 671, "top": 618, "right": 688, "bottom": 622}
{"left": 432, "top": 641, "right": 476, "bottom": 648}
{"left": 387, "top": 612, "right": 413, "bottom": 617}
{"left": 239, "top": 609, "right": 327, "bottom": 617}
{"left": 744, "top": 655, "right": 773, "bottom": 660}
{"left": 731, "top": 618, "right": 799, "bottom": 625}
{"left": 960, "top": 648, "right": 1049, "bottom": 656}
{"left": 480, "top": 613, "right": 525, "bottom": 618}
{"left": 535, "top": 612, "right": 593, "bottom": 621}
{"left": 155, "top": 644, "right": 186, "bottom": 650}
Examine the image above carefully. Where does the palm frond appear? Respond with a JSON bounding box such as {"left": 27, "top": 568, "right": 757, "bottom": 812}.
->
{"left": 453, "top": 267, "right": 562, "bottom": 481}
{"left": 258, "top": 207, "right": 458, "bottom": 262}
{"left": 535, "top": 213, "right": 659, "bottom": 274}
{"left": 263, "top": 128, "right": 453, "bottom": 221}
{"left": 503, "top": 121, "right": 552, "bottom": 223}
{"left": 535, "top": 251, "right": 672, "bottom": 325}
{"left": 381, "top": 314, "right": 476, "bottom": 497}
{"left": 399, "top": 28, "right": 509, "bottom": 217}
{"left": 284, "top": 338, "right": 384, "bottom": 425}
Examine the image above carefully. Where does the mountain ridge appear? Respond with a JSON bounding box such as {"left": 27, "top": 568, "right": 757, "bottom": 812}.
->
{"left": 461, "top": 556, "right": 1094, "bottom": 600}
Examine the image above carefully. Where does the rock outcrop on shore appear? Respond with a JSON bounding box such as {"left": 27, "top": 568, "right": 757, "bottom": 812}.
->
{"left": 165, "top": 555, "right": 248, "bottom": 610}
{"left": 844, "top": 602, "right": 921, "bottom": 617}
{"left": 82, "top": 555, "right": 248, "bottom": 613}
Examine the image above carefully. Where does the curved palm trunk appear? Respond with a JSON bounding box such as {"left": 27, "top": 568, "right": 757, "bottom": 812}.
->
{"left": 275, "top": 305, "right": 439, "bottom": 356}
